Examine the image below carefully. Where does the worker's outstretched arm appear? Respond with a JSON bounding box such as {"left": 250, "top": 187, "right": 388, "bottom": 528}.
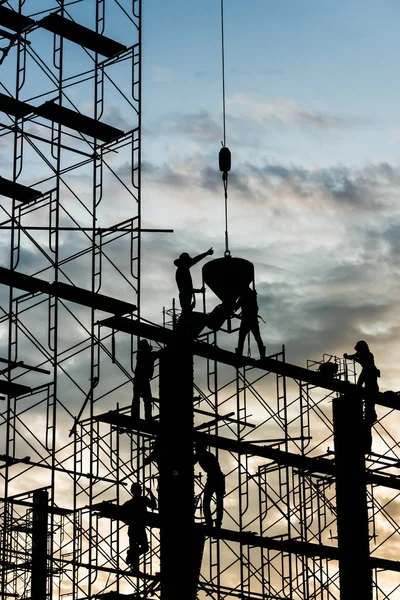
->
{"left": 190, "top": 247, "right": 214, "bottom": 267}
{"left": 343, "top": 352, "right": 358, "bottom": 360}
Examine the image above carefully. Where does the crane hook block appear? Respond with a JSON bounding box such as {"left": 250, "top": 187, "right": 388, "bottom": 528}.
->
{"left": 219, "top": 146, "right": 231, "bottom": 172}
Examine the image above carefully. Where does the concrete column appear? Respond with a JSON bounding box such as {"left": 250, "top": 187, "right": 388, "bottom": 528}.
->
{"left": 32, "top": 489, "right": 48, "bottom": 600}
{"left": 333, "top": 395, "right": 372, "bottom": 600}
{"left": 159, "top": 334, "right": 196, "bottom": 600}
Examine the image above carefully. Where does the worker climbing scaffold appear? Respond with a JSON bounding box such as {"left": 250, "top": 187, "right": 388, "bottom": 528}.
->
{"left": 195, "top": 441, "right": 225, "bottom": 529}
{"left": 94, "top": 482, "right": 157, "bottom": 574}
{"left": 132, "top": 340, "right": 161, "bottom": 421}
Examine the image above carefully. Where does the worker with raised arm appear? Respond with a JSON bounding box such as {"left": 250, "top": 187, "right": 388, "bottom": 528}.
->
{"left": 195, "top": 442, "right": 225, "bottom": 529}
{"left": 174, "top": 248, "right": 214, "bottom": 315}
{"left": 132, "top": 339, "right": 161, "bottom": 421}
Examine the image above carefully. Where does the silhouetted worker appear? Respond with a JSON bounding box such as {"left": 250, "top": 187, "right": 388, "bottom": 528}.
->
{"left": 234, "top": 286, "right": 265, "bottom": 359}
{"left": 195, "top": 442, "right": 225, "bottom": 529}
{"left": 132, "top": 340, "right": 161, "bottom": 421}
{"left": 121, "top": 483, "right": 157, "bottom": 572}
{"left": 174, "top": 248, "right": 214, "bottom": 315}
{"left": 344, "top": 340, "right": 380, "bottom": 452}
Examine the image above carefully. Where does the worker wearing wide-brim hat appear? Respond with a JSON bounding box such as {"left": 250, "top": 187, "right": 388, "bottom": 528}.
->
{"left": 174, "top": 247, "right": 214, "bottom": 314}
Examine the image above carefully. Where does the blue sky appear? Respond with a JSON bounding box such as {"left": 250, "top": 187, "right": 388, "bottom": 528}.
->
{"left": 142, "top": 0, "right": 400, "bottom": 167}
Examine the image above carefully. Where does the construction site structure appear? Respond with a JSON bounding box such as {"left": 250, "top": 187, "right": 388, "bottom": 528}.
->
{"left": 1, "top": 3, "right": 400, "bottom": 600}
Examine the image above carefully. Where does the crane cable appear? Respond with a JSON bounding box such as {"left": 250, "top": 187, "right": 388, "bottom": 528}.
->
{"left": 221, "top": 0, "right": 227, "bottom": 148}
{"left": 219, "top": 0, "right": 231, "bottom": 257}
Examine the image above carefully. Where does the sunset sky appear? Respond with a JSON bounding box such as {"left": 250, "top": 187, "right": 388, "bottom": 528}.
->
{"left": 2, "top": 2, "right": 400, "bottom": 596}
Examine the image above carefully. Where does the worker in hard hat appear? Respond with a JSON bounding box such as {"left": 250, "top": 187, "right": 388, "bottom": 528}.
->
{"left": 174, "top": 248, "right": 214, "bottom": 315}
{"left": 132, "top": 339, "right": 161, "bottom": 420}
{"left": 195, "top": 442, "right": 225, "bottom": 529}
{"left": 344, "top": 340, "right": 380, "bottom": 451}
{"left": 234, "top": 286, "right": 265, "bottom": 360}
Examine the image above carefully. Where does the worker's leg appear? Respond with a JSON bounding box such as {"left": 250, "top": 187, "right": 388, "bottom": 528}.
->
{"left": 365, "top": 374, "right": 379, "bottom": 424}
{"left": 215, "top": 475, "right": 226, "bottom": 529}
{"left": 250, "top": 321, "right": 265, "bottom": 358}
{"left": 131, "top": 379, "right": 141, "bottom": 420}
{"left": 126, "top": 536, "right": 140, "bottom": 572}
{"left": 137, "top": 528, "right": 149, "bottom": 555}
{"left": 357, "top": 371, "right": 366, "bottom": 388}
{"left": 236, "top": 323, "right": 248, "bottom": 355}
{"left": 203, "top": 481, "right": 213, "bottom": 527}
{"left": 143, "top": 381, "right": 153, "bottom": 420}
{"left": 179, "top": 292, "right": 192, "bottom": 314}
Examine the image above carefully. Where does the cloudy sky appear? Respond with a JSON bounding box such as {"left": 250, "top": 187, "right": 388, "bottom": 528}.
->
{"left": 134, "top": 0, "right": 400, "bottom": 392}
{"left": 2, "top": 0, "right": 400, "bottom": 385}
{"left": 2, "top": 1, "right": 400, "bottom": 595}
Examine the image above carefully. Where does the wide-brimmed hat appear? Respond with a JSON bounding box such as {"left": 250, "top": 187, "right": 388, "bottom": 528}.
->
{"left": 174, "top": 252, "right": 191, "bottom": 267}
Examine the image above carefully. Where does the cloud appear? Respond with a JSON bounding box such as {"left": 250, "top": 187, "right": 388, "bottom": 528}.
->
{"left": 160, "top": 109, "right": 222, "bottom": 143}
{"left": 229, "top": 92, "right": 365, "bottom": 130}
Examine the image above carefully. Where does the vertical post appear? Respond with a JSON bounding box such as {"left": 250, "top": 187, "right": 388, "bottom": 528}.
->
{"left": 159, "top": 334, "right": 195, "bottom": 600}
{"left": 333, "top": 395, "right": 372, "bottom": 600}
{"left": 31, "top": 490, "right": 48, "bottom": 600}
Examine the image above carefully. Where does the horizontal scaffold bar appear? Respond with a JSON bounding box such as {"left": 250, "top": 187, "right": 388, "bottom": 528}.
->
{"left": 0, "top": 175, "right": 42, "bottom": 203}
{"left": 0, "top": 93, "right": 124, "bottom": 142}
{"left": 92, "top": 507, "right": 400, "bottom": 573}
{"left": 94, "top": 411, "right": 400, "bottom": 492}
{"left": 100, "top": 316, "right": 398, "bottom": 410}
{"left": 0, "top": 6, "right": 35, "bottom": 33}
{"left": 38, "top": 13, "right": 127, "bottom": 58}
{"left": 4, "top": 494, "right": 399, "bottom": 573}
{"left": 35, "top": 101, "right": 123, "bottom": 142}
{"left": 0, "top": 380, "right": 31, "bottom": 397}
{"left": 0, "top": 267, "right": 137, "bottom": 314}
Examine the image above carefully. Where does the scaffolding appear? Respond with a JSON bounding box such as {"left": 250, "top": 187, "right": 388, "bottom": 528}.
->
{"left": 1, "top": 2, "right": 400, "bottom": 600}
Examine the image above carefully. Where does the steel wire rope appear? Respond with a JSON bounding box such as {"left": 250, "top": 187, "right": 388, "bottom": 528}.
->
{"left": 220, "top": 0, "right": 231, "bottom": 257}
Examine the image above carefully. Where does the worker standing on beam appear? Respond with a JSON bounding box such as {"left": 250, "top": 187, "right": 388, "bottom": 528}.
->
{"left": 132, "top": 339, "right": 161, "bottom": 421}
{"left": 174, "top": 248, "right": 214, "bottom": 316}
{"left": 234, "top": 286, "right": 265, "bottom": 360}
{"left": 195, "top": 442, "right": 225, "bottom": 529}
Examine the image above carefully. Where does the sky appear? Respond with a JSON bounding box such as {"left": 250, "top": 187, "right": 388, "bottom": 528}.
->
{"left": 2, "top": 0, "right": 400, "bottom": 380}
{"left": 2, "top": 0, "right": 400, "bottom": 596}
{"left": 137, "top": 0, "right": 400, "bottom": 390}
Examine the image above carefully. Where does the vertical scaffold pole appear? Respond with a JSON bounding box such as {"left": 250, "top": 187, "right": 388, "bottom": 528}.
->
{"left": 159, "top": 333, "right": 197, "bottom": 600}
{"left": 333, "top": 395, "right": 372, "bottom": 600}
{"left": 31, "top": 490, "right": 49, "bottom": 600}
